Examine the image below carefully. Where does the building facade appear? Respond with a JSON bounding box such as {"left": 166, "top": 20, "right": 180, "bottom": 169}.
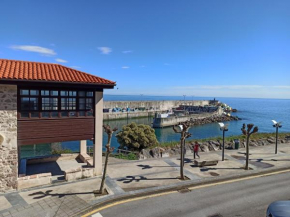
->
{"left": 0, "top": 59, "right": 115, "bottom": 192}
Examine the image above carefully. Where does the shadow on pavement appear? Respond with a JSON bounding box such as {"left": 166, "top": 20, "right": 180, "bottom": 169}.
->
{"left": 29, "top": 190, "right": 94, "bottom": 199}
{"left": 117, "top": 175, "right": 177, "bottom": 184}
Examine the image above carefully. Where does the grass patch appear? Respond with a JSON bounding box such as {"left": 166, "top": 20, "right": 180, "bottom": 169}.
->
{"left": 114, "top": 152, "right": 138, "bottom": 160}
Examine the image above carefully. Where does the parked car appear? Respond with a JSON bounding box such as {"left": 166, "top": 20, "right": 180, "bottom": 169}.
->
{"left": 267, "top": 201, "right": 290, "bottom": 217}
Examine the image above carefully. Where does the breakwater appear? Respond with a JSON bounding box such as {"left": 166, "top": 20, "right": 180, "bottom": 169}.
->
{"left": 103, "top": 100, "right": 212, "bottom": 120}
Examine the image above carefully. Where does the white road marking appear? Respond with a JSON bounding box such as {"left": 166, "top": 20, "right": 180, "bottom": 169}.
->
{"left": 92, "top": 213, "right": 103, "bottom": 217}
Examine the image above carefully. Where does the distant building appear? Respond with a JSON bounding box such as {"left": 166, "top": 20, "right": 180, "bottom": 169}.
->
{"left": 0, "top": 59, "right": 115, "bottom": 192}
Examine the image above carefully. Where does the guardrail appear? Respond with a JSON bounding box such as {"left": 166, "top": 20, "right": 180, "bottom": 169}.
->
{"left": 86, "top": 146, "right": 138, "bottom": 156}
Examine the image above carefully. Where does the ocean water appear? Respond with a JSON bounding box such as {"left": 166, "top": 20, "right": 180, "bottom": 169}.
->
{"left": 20, "top": 95, "right": 290, "bottom": 158}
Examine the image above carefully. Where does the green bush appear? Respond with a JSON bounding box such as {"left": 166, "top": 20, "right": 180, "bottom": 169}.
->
{"left": 116, "top": 122, "right": 158, "bottom": 151}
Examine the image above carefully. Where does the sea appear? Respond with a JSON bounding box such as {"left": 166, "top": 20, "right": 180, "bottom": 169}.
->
{"left": 20, "top": 95, "right": 290, "bottom": 158}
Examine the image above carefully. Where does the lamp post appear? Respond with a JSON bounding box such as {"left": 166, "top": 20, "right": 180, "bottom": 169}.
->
{"left": 173, "top": 122, "right": 192, "bottom": 180}
{"left": 272, "top": 120, "right": 282, "bottom": 154}
{"left": 218, "top": 123, "right": 228, "bottom": 161}
{"left": 183, "top": 95, "right": 186, "bottom": 103}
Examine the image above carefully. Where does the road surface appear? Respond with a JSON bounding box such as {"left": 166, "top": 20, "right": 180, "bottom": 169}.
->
{"left": 93, "top": 171, "right": 290, "bottom": 217}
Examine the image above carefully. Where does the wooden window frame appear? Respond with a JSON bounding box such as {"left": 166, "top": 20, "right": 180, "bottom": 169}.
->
{"left": 18, "top": 87, "right": 95, "bottom": 119}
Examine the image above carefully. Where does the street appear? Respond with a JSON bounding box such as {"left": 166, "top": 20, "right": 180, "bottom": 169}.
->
{"left": 93, "top": 171, "right": 290, "bottom": 217}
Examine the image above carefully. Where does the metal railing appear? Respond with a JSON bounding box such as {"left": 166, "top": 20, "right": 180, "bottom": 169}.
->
{"left": 86, "top": 146, "right": 138, "bottom": 156}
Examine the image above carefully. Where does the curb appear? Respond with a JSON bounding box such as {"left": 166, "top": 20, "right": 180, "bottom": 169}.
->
{"left": 74, "top": 165, "right": 290, "bottom": 217}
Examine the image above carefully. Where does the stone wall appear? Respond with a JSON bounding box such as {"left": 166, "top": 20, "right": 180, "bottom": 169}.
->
{"left": 0, "top": 85, "right": 18, "bottom": 192}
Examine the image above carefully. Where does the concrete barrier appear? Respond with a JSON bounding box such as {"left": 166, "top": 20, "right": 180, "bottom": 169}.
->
{"left": 17, "top": 173, "right": 52, "bottom": 190}
{"left": 64, "top": 167, "right": 97, "bottom": 181}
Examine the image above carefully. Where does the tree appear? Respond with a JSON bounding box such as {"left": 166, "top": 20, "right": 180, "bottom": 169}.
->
{"left": 116, "top": 122, "right": 158, "bottom": 151}
{"left": 97, "top": 124, "right": 117, "bottom": 195}
{"left": 241, "top": 123, "right": 258, "bottom": 170}
{"left": 173, "top": 121, "right": 192, "bottom": 180}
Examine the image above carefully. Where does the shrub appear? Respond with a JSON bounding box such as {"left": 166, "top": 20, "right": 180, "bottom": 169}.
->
{"left": 116, "top": 122, "right": 158, "bottom": 151}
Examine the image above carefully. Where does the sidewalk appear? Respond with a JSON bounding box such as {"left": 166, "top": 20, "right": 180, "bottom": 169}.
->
{"left": 1, "top": 143, "right": 290, "bottom": 217}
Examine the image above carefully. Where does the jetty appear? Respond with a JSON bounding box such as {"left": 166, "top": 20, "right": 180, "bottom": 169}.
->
{"left": 103, "top": 100, "right": 216, "bottom": 120}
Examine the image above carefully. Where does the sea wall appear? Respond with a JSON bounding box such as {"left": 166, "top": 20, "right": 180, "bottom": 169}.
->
{"left": 103, "top": 100, "right": 211, "bottom": 111}
{"left": 103, "top": 100, "right": 211, "bottom": 120}
{"left": 0, "top": 85, "right": 18, "bottom": 192}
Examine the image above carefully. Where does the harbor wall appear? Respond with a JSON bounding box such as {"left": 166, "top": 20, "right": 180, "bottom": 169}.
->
{"left": 153, "top": 108, "right": 223, "bottom": 128}
{"left": 103, "top": 100, "right": 211, "bottom": 111}
{"left": 103, "top": 100, "right": 211, "bottom": 120}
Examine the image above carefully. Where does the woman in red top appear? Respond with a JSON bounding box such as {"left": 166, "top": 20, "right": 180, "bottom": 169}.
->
{"left": 193, "top": 141, "right": 200, "bottom": 159}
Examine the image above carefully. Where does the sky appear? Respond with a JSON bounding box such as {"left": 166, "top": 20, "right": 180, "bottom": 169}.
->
{"left": 0, "top": 0, "right": 290, "bottom": 99}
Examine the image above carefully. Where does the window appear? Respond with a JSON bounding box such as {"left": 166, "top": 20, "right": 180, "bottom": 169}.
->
{"left": 20, "top": 97, "right": 38, "bottom": 110}
{"left": 42, "top": 98, "right": 58, "bottom": 110}
{"left": 19, "top": 89, "right": 94, "bottom": 118}
{"left": 78, "top": 91, "right": 94, "bottom": 116}
{"left": 61, "top": 98, "right": 76, "bottom": 110}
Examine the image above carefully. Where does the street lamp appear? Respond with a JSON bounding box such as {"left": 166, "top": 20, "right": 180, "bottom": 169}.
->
{"left": 218, "top": 122, "right": 228, "bottom": 161}
{"left": 272, "top": 120, "right": 282, "bottom": 154}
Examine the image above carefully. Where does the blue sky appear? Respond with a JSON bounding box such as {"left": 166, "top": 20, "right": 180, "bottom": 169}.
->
{"left": 0, "top": 0, "right": 290, "bottom": 99}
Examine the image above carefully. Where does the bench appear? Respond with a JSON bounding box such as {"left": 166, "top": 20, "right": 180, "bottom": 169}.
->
{"left": 194, "top": 160, "right": 218, "bottom": 167}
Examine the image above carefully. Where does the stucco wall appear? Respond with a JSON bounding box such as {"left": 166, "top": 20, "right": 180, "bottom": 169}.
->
{"left": 0, "top": 84, "right": 18, "bottom": 192}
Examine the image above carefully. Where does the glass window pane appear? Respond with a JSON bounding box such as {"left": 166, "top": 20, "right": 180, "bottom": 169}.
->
{"left": 30, "top": 98, "right": 38, "bottom": 110}
{"left": 61, "top": 111, "right": 68, "bottom": 117}
{"left": 31, "top": 112, "right": 39, "bottom": 118}
{"left": 20, "top": 90, "right": 29, "bottom": 95}
{"left": 78, "top": 91, "right": 85, "bottom": 97}
{"left": 87, "top": 110, "right": 93, "bottom": 116}
{"left": 86, "top": 91, "right": 93, "bottom": 97}
{"left": 69, "top": 91, "right": 76, "bottom": 96}
{"left": 79, "top": 111, "right": 85, "bottom": 116}
{"left": 42, "top": 112, "right": 50, "bottom": 118}
{"left": 21, "top": 97, "right": 30, "bottom": 110}
{"left": 79, "top": 98, "right": 85, "bottom": 110}
{"left": 41, "top": 90, "right": 50, "bottom": 96}
{"left": 69, "top": 111, "right": 77, "bottom": 117}
{"left": 60, "top": 91, "right": 68, "bottom": 96}
{"left": 20, "top": 112, "right": 29, "bottom": 118}
{"left": 86, "top": 98, "right": 93, "bottom": 109}
{"left": 30, "top": 90, "right": 39, "bottom": 96}
{"left": 50, "top": 90, "right": 58, "bottom": 96}
{"left": 51, "top": 112, "right": 59, "bottom": 118}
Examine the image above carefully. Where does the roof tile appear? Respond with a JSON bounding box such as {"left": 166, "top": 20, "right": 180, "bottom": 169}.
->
{"left": 0, "top": 59, "right": 115, "bottom": 86}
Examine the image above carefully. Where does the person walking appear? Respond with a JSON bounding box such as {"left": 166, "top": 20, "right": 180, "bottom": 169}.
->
{"left": 193, "top": 141, "right": 200, "bottom": 159}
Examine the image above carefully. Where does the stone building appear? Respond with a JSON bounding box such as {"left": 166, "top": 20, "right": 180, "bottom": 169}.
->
{"left": 0, "top": 59, "right": 115, "bottom": 192}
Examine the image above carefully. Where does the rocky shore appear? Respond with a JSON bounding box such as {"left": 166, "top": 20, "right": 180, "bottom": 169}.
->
{"left": 139, "top": 135, "right": 290, "bottom": 159}
{"left": 188, "top": 114, "right": 240, "bottom": 126}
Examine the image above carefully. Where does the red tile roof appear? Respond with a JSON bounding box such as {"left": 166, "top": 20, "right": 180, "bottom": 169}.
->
{"left": 0, "top": 59, "right": 115, "bottom": 86}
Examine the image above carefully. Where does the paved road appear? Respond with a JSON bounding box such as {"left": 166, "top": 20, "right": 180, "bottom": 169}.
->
{"left": 95, "top": 172, "right": 290, "bottom": 217}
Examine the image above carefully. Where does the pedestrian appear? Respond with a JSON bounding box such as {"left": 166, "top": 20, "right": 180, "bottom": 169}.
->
{"left": 193, "top": 141, "right": 200, "bottom": 159}
{"left": 159, "top": 148, "right": 165, "bottom": 158}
